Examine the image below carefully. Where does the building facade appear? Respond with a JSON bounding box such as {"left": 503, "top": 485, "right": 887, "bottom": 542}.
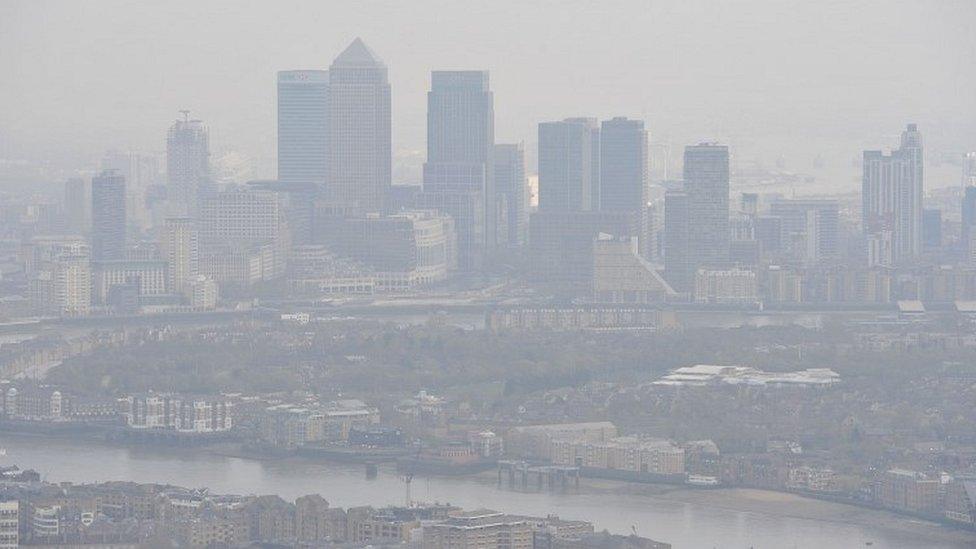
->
{"left": 277, "top": 70, "right": 330, "bottom": 189}
{"left": 423, "top": 70, "right": 495, "bottom": 268}
{"left": 862, "top": 124, "right": 923, "bottom": 266}
{"left": 166, "top": 115, "right": 210, "bottom": 217}
{"left": 91, "top": 170, "right": 127, "bottom": 261}
{"left": 326, "top": 38, "right": 391, "bottom": 213}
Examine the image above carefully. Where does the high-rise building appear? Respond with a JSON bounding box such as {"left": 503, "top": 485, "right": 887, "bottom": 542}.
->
{"left": 54, "top": 251, "right": 92, "bottom": 316}
{"left": 684, "top": 144, "right": 730, "bottom": 268}
{"left": 167, "top": 113, "right": 211, "bottom": 216}
{"left": 422, "top": 70, "right": 495, "bottom": 269}
{"left": 768, "top": 199, "right": 839, "bottom": 265}
{"left": 862, "top": 124, "right": 923, "bottom": 266}
{"left": 528, "top": 210, "right": 638, "bottom": 290}
{"left": 963, "top": 152, "right": 976, "bottom": 187}
{"left": 198, "top": 189, "right": 286, "bottom": 286}
{"left": 663, "top": 190, "right": 692, "bottom": 293}
{"left": 922, "top": 208, "right": 942, "bottom": 250}
{"left": 199, "top": 190, "right": 281, "bottom": 245}
{"left": 599, "top": 117, "right": 648, "bottom": 213}
{"left": 0, "top": 499, "right": 18, "bottom": 549}
{"left": 91, "top": 170, "right": 127, "bottom": 261}
{"left": 493, "top": 143, "right": 527, "bottom": 247}
{"left": 963, "top": 186, "right": 976, "bottom": 247}
{"left": 538, "top": 118, "right": 597, "bottom": 212}
{"left": 277, "top": 70, "right": 330, "bottom": 188}
{"left": 600, "top": 117, "right": 649, "bottom": 259}
{"left": 102, "top": 150, "right": 159, "bottom": 230}
{"left": 327, "top": 38, "right": 391, "bottom": 213}
{"left": 161, "top": 218, "right": 199, "bottom": 296}
{"left": 571, "top": 118, "right": 602, "bottom": 211}
{"left": 63, "top": 178, "right": 88, "bottom": 234}
{"left": 28, "top": 240, "right": 92, "bottom": 317}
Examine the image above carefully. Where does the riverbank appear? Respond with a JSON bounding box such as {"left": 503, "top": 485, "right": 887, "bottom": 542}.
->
{"left": 472, "top": 469, "right": 975, "bottom": 545}
{"left": 2, "top": 434, "right": 974, "bottom": 547}
{"left": 202, "top": 445, "right": 976, "bottom": 545}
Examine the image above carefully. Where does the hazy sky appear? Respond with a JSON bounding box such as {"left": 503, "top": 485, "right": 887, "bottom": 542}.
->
{"left": 1, "top": 0, "right": 974, "bottom": 186}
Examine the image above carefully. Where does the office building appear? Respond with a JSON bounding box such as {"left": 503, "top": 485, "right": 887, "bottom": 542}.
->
{"left": 317, "top": 210, "right": 457, "bottom": 290}
{"left": 663, "top": 190, "right": 692, "bottom": 293}
{"left": 600, "top": 117, "right": 648, "bottom": 213}
{"left": 684, "top": 143, "right": 730, "bottom": 268}
{"left": 63, "top": 177, "right": 88, "bottom": 234}
{"left": 277, "top": 70, "right": 330, "bottom": 188}
{"left": 102, "top": 150, "right": 159, "bottom": 229}
{"left": 327, "top": 38, "right": 391, "bottom": 213}
{"left": 573, "top": 118, "right": 602, "bottom": 211}
{"left": 493, "top": 143, "right": 527, "bottom": 247}
{"left": 199, "top": 190, "right": 281, "bottom": 245}
{"left": 528, "top": 210, "right": 638, "bottom": 290}
{"left": 600, "top": 117, "right": 650, "bottom": 259}
{"left": 415, "top": 186, "right": 483, "bottom": 270}
{"left": 862, "top": 124, "right": 923, "bottom": 265}
{"left": 538, "top": 118, "right": 597, "bottom": 212}
{"left": 92, "top": 259, "right": 168, "bottom": 304}
{"left": 768, "top": 199, "right": 839, "bottom": 265}
{"left": 922, "top": 208, "right": 941, "bottom": 250}
{"left": 167, "top": 113, "right": 211, "bottom": 217}
{"left": 422, "top": 70, "right": 495, "bottom": 268}
{"left": 197, "top": 189, "right": 285, "bottom": 287}
{"left": 964, "top": 152, "right": 976, "bottom": 187}
{"left": 592, "top": 235, "right": 676, "bottom": 303}
{"left": 91, "top": 169, "right": 127, "bottom": 261}
{"left": 963, "top": 186, "right": 976, "bottom": 247}
{"left": 694, "top": 268, "right": 758, "bottom": 304}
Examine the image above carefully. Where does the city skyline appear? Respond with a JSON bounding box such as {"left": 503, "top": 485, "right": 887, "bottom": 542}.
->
{"left": 4, "top": 3, "right": 976, "bottom": 547}
{"left": 2, "top": 1, "right": 974, "bottom": 190}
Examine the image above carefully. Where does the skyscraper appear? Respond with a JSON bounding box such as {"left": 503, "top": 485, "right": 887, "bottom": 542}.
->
{"left": 422, "top": 70, "right": 495, "bottom": 269}
{"left": 862, "top": 124, "right": 923, "bottom": 266}
{"left": 768, "top": 199, "right": 838, "bottom": 265}
{"left": 277, "top": 70, "right": 330, "bottom": 188}
{"left": 327, "top": 38, "right": 391, "bottom": 213}
{"left": 102, "top": 150, "right": 159, "bottom": 230}
{"left": 684, "top": 143, "right": 731, "bottom": 268}
{"left": 962, "top": 186, "right": 976, "bottom": 248}
{"left": 538, "top": 119, "right": 596, "bottom": 212}
{"left": 91, "top": 170, "right": 127, "bottom": 261}
{"left": 63, "top": 178, "right": 88, "bottom": 234}
{"left": 663, "top": 190, "right": 692, "bottom": 293}
{"left": 493, "top": 143, "right": 527, "bottom": 247}
{"left": 963, "top": 152, "right": 976, "bottom": 187}
{"left": 167, "top": 113, "right": 210, "bottom": 216}
{"left": 599, "top": 117, "right": 647, "bottom": 213}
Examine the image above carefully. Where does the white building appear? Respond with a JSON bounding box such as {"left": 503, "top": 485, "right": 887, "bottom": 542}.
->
{"left": 187, "top": 275, "right": 218, "bottom": 310}
{"left": 694, "top": 268, "right": 757, "bottom": 304}
{"left": 653, "top": 364, "right": 841, "bottom": 388}
{"left": 0, "top": 500, "right": 17, "bottom": 549}
{"left": 161, "top": 217, "right": 199, "bottom": 297}
{"left": 122, "top": 394, "right": 232, "bottom": 433}
{"left": 92, "top": 260, "right": 168, "bottom": 304}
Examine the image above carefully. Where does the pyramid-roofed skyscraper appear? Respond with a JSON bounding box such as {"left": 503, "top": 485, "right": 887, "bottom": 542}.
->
{"left": 326, "top": 38, "right": 391, "bottom": 213}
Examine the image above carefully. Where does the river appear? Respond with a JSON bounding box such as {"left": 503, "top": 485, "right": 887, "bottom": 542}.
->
{"left": 1, "top": 435, "right": 973, "bottom": 548}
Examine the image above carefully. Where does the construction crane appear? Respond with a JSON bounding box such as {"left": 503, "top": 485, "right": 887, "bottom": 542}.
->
{"left": 401, "top": 445, "right": 423, "bottom": 507}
